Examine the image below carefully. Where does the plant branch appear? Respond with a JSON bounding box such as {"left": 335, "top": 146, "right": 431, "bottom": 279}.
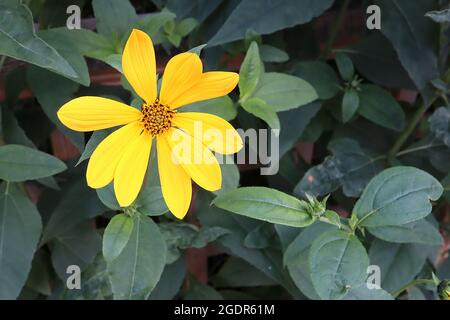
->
{"left": 320, "top": 0, "right": 351, "bottom": 60}
{"left": 387, "top": 95, "right": 439, "bottom": 165}
{"left": 391, "top": 279, "right": 436, "bottom": 298}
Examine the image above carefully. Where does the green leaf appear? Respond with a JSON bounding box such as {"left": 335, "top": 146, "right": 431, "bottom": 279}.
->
{"left": 239, "top": 42, "right": 262, "bottom": 100}
{"left": 375, "top": 0, "right": 439, "bottom": 96}
{"left": 197, "top": 191, "right": 302, "bottom": 298}
{"left": 335, "top": 52, "right": 354, "bottom": 81}
{"left": 49, "top": 222, "right": 101, "bottom": 281}
{"left": 428, "top": 107, "right": 450, "bottom": 148}
{"left": 0, "top": 182, "right": 42, "bottom": 299}
{"left": 369, "top": 239, "right": 431, "bottom": 292}
{"left": 214, "top": 159, "right": 240, "bottom": 196}
{"left": 138, "top": 11, "right": 176, "bottom": 44}
{"left": 42, "top": 179, "right": 106, "bottom": 243}
{"left": 148, "top": 256, "right": 186, "bottom": 300}
{"left": 309, "top": 230, "right": 369, "bottom": 300}
{"left": 294, "top": 139, "right": 384, "bottom": 198}
{"left": 107, "top": 214, "right": 166, "bottom": 299}
{"left": 1, "top": 106, "right": 35, "bottom": 148}
{"left": 184, "top": 276, "right": 223, "bottom": 300}
{"left": 103, "top": 214, "right": 134, "bottom": 262}
{"left": 188, "top": 44, "right": 207, "bottom": 56}
{"left": 135, "top": 186, "right": 168, "bottom": 216}
{"left": 61, "top": 254, "right": 112, "bottom": 300}
{"left": 76, "top": 129, "right": 112, "bottom": 166}
{"left": 358, "top": 84, "right": 405, "bottom": 131}
{"left": 96, "top": 183, "right": 120, "bottom": 210}
{"left": 342, "top": 89, "right": 360, "bottom": 123}
{"left": 181, "top": 96, "right": 237, "bottom": 121}
{"left": 27, "top": 66, "right": 84, "bottom": 151}
{"left": 0, "top": 144, "right": 66, "bottom": 182}
{"left": 284, "top": 222, "right": 337, "bottom": 299}
{"left": 213, "top": 187, "right": 315, "bottom": 228}
{"left": 92, "top": 0, "right": 137, "bottom": 43}
{"left": 252, "top": 72, "right": 318, "bottom": 112}
{"left": 259, "top": 44, "right": 289, "bottom": 63}
{"left": 241, "top": 97, "right": 280, "bottom": 129}
{"left": 343, "top": 285, "right": 394, "bottom": 300}
{"left": 208, "top": 0, "right": 335, "bottom": 46}
{"left": 291, "top": 61, "right": 340, "bottom": 100}
{"left": 160, "top": 222, "right": 229, "bottom": 264}
{"left": 345, "top": 33, "right": 415, "bottom": 90}
{"left": 278, "top": 102, "right": 321, "bottom": 157}
{"left": 39, "top": 29, "right": 90, "bottom": 86}
{"left": 354, "top": 167, "right": 443, "bottom": 227}
{"left": 48, "top": 27, "right": 116, "bottom": 61}
{"left": 368, "top": 219, "right": 443, "bottom": 245}
{"left": 0, "top": 2, "right": 77, "bottom": 79}
{"left": 212, "top": 257, "right": 277, "bottom": 288}
{"left": 175, "top": 17, "right": 198, "bottom": 37}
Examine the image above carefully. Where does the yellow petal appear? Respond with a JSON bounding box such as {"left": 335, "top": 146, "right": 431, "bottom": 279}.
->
{"left": 172, "top": 112, "right": 243, "bottom": 155}
{"left": 122, "top": 29, "right": 157, "bottom": 103}
{"left": 159, "top": 52, "right": 203, "bottom": 107}
{"left": 87, "top": 121, "right": 143, "bottom": 188}
{"left": 57, "top": 96, "right": 142, "bottom": 132}
{"left": 165, "top": 128, "right": 221, "bottom": 191}
{"left": 157, "top": 135, "right": 192, "bottom": 219}
{"left": 114, "top": 131, "right": 152, "bottom": 207}
{"left": 170, "top": 72, "right": 239, "bottom": 109}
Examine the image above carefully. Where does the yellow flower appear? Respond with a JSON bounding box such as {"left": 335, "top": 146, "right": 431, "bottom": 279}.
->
{"left": 57, "top": 29, "right": 243, "bottom": 219}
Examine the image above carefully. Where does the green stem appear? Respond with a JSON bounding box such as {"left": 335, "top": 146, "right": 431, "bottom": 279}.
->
{"left": 387, "top": 95, "right": 439, "bottom": 165}
{"left": 320, "top": 0, "right": 351, "bottom": 60}
{"left": 0, "top": 55, "right": 6, "bottom": 73}
{"left": 391, "top": 279, "right": 436, "bottom": 298}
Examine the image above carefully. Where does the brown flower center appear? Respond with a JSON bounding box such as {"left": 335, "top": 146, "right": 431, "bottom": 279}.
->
{"left": 141, "top": 99, "right": 175, "bottom": 136}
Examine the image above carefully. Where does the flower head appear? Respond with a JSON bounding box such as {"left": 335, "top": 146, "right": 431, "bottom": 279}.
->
{"left": 57, "top": 29, "right": 242, "bottom": 219}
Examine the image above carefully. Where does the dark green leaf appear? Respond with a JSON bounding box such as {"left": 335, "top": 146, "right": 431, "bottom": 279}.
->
{"left": 358, "top": 84, "right": 405, "bottom": 131}
{"left": 354, "top": 167, "right": 443, "bottom": 227}
{"left": 375, "top": 0, "right": 439, "bottom": 96}
{"left": 239, "top": 42, "right": 262, "bottom": 100}
{"left": 309, "top": 230, "right": 369, "bottom": 300}
{"left": 103, "top": 214, "right": 134, "bottom": 262}
{"left": 368, "top": 219, "right": 443, "bottom": 245}
{"left": 335, "top": 52, "right": 354, "bottom": 81}
{"left": 241, "top": 97, "right": 280, "bottom": 129}
{"left": 49, "top": 222, "right": 101, "bottom": 281}
{"left": 342, "top": 89, "right": 360, "bottom": 123}
{"left": 0, "top": 2, "right": 77, "bottom": 79}
{"left": 92, "top": 0, "right": 137, "bottom": 43}
{"left": 252, "top": 72, "right": 318, "bottom": 112}
{"left": 291, "top": 61, "right": 340, "bottom": 100}
{"left": 213, "top": 187, "right": 315, "bottom": 228}
{"left": 259, "top": 44, "right": 289, "bottom": 63}
{"left": 0, "top": 182, "right": 42, "bottom": 299}
{"left": 107, "top": 214, "right": 166, "bottom": 299}
{"left": 182, "top": 96, "right": 237, "bottom": 121}
{"left": 369, "top": 239, "right": 431, "bottom": 292}
{"left": 294, "top": 139, "right": 384, "bottom": 198}
{"left": 208, "top": 0, "right": 335, "bottom": 46}
{"left": 0, "top": 144, "right": 66, "bottom": 182}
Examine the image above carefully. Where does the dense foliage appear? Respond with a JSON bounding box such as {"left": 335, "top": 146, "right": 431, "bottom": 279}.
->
{"left": 0, "top": 0, "right": 449, "bottom": 300}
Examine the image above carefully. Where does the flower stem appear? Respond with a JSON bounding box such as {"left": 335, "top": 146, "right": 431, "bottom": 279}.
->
{"left": 387, "top": 94, "right": 439, "bottom": 165}
{"left": 391, "top": 279, "right": 436, "bottom": 298}
{"left": 320, "top": 0, "right": 351, "bottom": 60}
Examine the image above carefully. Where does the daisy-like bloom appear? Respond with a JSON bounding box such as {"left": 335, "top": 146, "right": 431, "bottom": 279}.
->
{"left": 57, "top": 29, "right": 243, "bottom": 219}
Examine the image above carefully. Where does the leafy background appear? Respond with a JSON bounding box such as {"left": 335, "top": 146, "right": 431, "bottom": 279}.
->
{"left": 0, "top": 0, "right": 449, "bottom": 300}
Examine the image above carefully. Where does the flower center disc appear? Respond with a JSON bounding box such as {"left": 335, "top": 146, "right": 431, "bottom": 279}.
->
{"left": 141, "top": 100, "right": 175, "bottom": 136}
